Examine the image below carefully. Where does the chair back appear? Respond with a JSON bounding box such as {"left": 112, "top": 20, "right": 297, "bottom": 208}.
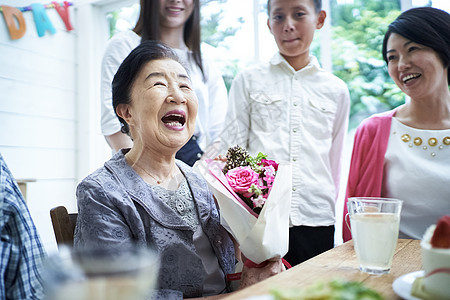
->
{"left": 50, "top": 206, "right": 78, "bottom": 248}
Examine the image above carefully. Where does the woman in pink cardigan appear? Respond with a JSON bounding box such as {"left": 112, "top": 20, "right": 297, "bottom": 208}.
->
{"left": 343, "top": 7, "right": 450, "bottom": 242}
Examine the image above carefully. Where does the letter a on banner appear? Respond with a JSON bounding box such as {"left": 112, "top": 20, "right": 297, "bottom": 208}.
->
{"left": 1, "top": 6, "right": 27, "bottom": 40}
{"left": 31, "top": 3, "right": 56, "bottom": 37}
{"left": 52, "top": 1, "right": 73, "bottom": 31}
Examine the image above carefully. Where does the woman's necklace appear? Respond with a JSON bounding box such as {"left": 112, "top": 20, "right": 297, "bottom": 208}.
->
{"left": 127, "top": 156, "right": 175, "bottom": 185}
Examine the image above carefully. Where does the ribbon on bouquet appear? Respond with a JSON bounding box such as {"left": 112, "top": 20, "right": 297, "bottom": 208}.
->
{"left": 244, "top": 258, "right": 292, "bottom": 269}
{"left": 226, "top": 258, "right": 292, "bottom": 281}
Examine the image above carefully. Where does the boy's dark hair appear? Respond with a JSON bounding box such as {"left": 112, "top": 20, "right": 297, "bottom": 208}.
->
{"left": 112, "top": 41, "right": 182, "bottom": 136}
{"left": 267, "top": 0, "right": 322, "bottom": 14}
{"left": 133, "top": 0, "right": 204, "bottom": 80}
{"left": 382, "top": 7, "right": 450, "bottom": 84}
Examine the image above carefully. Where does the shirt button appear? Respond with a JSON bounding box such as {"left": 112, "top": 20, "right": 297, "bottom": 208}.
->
{"left": 293, "top": 103, "right": 298, "bottom": 106}
{"left": 293, "top": 129, "right": 297, "bottom": 133}
{"left": 292, "top": 158, "right": 297, "bottom": 162}
{"left": 292, "top": 187, "right": 296, "bottom": 191}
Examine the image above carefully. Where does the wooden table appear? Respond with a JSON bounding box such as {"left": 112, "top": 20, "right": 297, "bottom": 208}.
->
{"left": 222, "top": 239, "right": 421, "bottom": 299}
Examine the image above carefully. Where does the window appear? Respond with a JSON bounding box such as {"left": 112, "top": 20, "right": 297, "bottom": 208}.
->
{"left": 329, "top": 0, "right": 403, "bottom": 128}
{"left": 105, "top": 2, "right": 139, "bottom": 37}
{"left": 103, "top": 0, "right": 449, "bottom": 128}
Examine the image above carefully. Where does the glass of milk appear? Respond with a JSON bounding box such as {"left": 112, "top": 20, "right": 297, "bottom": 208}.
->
{"left": 347, "top": 197, "right": 403, "bottom": 275}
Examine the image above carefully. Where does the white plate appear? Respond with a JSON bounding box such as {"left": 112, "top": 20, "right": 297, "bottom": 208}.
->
{"left": 392, "top": 270, "right": 425, "bottom": 300}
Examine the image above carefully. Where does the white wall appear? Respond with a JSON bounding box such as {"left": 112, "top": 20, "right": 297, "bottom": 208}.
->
{"left": 0, "top": 0, "right": 112, "bottom": 253}
{"left": 0, "top": 0, "right": 79, "bottom": 253}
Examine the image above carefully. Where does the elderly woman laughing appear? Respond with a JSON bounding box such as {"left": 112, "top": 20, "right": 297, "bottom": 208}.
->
{"left": 74, "top": 41, "right": 282, "bottom": 299}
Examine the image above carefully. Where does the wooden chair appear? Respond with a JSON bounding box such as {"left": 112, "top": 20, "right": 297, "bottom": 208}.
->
{"left": 50, "top": 206, "right": 78, "bottom": 248}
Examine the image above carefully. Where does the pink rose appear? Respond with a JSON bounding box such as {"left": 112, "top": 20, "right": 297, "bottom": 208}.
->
{"left": 225, "top": 166, "right": 259, "bottom": 198}
{"left": 260, "top": 159, "right": 279, "bottom": 171}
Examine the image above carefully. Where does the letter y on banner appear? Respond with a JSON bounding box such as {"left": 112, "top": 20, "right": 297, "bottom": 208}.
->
{"left": 52, "top": 1, "right": 73, "bottom": 31}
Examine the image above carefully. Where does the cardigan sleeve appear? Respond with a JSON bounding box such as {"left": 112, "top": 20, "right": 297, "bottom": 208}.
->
{"left": 74, "top": 177, "right": 136, "bottom": 249}
{"left": 342, "top": 108, "right": 398, "bottom": 242}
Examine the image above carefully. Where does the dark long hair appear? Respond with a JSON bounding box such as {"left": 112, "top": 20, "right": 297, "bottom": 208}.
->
{"left": 382, "top": 7, "right": 450, "bottom": 84}
{"left": 112, "top": 41, "right": 181, "bottom": 135}
{"left": 133, "top": 0, "right": 204, "bottom": 80}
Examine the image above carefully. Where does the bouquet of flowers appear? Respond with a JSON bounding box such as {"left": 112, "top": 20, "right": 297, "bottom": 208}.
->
{"left": 222, "top": 146, "right": 279, "bottom": 215}
{"left": 195, "top": 145, "right": 292, "bottom": 266}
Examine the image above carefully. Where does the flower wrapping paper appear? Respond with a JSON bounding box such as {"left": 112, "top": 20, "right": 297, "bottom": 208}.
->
{"left": 195, "top": 159, "right": 292, "bottom": 264}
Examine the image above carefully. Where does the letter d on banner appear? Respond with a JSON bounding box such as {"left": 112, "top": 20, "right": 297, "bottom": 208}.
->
{"left": 1, "top": 6, "right": 27, "bottom": 40}
{"left": 31, "top": 3, "right": 56, "bottom": 37}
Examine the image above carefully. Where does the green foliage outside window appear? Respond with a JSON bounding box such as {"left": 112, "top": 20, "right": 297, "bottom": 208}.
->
{"left": 201, "top": 0, "right": 244, "bottom": 91}
{"left": 332, "top": 11, "right": 404, "bottom": 128}
{"left": 330, "top": 0, "right": 404, "bottom": 129}
{"left": 107, "top": 11, "right": 120, "bottom": 37}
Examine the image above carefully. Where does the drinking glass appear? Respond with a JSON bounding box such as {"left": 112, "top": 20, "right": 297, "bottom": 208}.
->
{"left": 43, "top": 246, "right": 159, "bottom": 300}
{"left": 347, "top": 197, "right": 403, "bottom": 275}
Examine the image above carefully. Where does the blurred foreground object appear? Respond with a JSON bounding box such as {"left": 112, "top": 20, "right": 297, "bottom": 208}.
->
{"left": 43, "top": 246, "right": 159, "bottom": 300}
{"left": 0, "top": 153, "right": 46, "bottom": 299}
{"left": 270, "top": 279, "right": 384, "bottom": 300}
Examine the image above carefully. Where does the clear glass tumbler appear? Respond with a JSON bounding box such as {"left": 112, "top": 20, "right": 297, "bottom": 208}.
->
{"left": 347, "top": 197, "right": 403, "bottom": 275}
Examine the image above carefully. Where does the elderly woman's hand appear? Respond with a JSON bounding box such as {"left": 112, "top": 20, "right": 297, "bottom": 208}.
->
{"left": 238, "top": 257, "right": 285, "bottom": 289}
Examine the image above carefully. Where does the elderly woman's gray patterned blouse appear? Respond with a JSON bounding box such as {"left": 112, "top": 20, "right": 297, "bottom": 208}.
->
{"left": 152, "top": 180, "right": 199, "bottom": 230}
{"left": 74, "top": 149, "right": 235, "bottom": 299}
{"left": 153, "top": 180, "right": 227, "bottom": 295}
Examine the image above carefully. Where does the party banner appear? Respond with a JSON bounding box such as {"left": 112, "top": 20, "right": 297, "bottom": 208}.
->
{"left": 0, "top": 2, "right": 73, "bottom": 40}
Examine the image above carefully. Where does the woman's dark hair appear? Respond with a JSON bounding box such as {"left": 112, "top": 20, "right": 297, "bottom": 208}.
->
{"left": 112, "top": 40, "right": 182, "bottom": 135}
{"left": 133, "top": 0, "right": 204, "bottom": 80}
{"left": 267, "top": 0, "right": 322, "bottom": 14}
{"left": 382, "top": 7, "right": 450, "bottom": 84}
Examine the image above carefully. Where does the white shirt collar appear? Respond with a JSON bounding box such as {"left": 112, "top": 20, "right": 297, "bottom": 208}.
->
{"left": 269, "top": 52, "right": 321, "bottom": 73}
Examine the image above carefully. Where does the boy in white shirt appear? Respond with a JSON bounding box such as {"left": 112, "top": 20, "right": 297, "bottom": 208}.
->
{"left": 222, "top": 0, "right": 350, "bottom": 266}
